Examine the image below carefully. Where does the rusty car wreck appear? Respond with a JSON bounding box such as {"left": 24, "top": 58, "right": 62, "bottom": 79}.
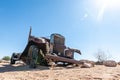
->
{"left": 10, "top": 28, "right": 81, "bottom": 68}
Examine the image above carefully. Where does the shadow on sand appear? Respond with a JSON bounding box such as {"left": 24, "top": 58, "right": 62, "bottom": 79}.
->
{"left": 0, "top": 63, "right": 49, "bottom": 73}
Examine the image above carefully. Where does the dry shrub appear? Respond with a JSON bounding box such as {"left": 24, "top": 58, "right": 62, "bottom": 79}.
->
{"left": 2, "top": 56, "right": 10, "bottom": 61}
{"left": 95, "top": 61, "right": 104, "bottom": 65}
{"left": 103, "top": 60, "right": 117, "bottom": 67}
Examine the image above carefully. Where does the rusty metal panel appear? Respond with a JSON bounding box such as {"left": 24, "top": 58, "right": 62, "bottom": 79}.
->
{"left": 45, "top": 54, "right": 82, "bottom": 65}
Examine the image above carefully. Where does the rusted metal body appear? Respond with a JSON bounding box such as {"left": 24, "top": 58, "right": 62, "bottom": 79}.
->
{"left": 11, "top": 28, "right": 81, "bottom": 68}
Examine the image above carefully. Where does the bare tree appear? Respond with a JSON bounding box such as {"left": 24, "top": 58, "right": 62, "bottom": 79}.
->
{"left": 95, "top": 49, "right": 108, "bottom": 62}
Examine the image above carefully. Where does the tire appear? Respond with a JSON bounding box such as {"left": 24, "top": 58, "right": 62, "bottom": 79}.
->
{"left": 38, "top": 49, "right": 48, "bottom": 66}
{"left": 27, "top": 45, "right": 38, "bottom": 68}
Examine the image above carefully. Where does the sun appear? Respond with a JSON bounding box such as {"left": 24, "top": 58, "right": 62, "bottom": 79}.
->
{"left": 96, "top": 0, "right": 120, "bottom": 9}
{"left": 95, "top": 0, "right": 120, "bottom": 21}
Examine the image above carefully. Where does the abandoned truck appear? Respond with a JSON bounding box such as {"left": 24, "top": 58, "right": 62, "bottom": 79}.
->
{"left": 10, "top": 28, "right": 81, "bottom": 68}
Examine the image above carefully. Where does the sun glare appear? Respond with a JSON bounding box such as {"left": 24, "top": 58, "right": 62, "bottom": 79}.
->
{"left": 97, "top": 0, "right": 120, "bottom": 10}
{"left": 95, "top": 0, "right": 120, "bottom": 21}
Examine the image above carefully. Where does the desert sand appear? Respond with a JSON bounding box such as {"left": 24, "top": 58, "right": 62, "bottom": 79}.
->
{"left": 0, "top": 62, "right": 120, "bottom": 80}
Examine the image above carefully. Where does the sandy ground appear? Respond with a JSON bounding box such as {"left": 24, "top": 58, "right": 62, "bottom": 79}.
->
{"left": 0, "top": 62, "right": 120, "bottom": 80}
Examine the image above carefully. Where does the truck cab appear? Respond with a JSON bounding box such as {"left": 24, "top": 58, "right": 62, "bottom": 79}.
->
{"left": 50, "top": 33, "right": 74, "bottom": 59}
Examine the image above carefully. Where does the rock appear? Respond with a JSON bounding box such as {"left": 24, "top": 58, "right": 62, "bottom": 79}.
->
{"left": 0, "top": 60, "right": 10, "bottom": 63}
{"left": 81, "top": 62, "right": 93, "bottom": 68}
{"left": 103, "top": 60, "right": 117, "bottom": 67}
{"left": 118, "top": 62, "right": 120, "bottom": 65}
{"left": 79, "top": 59, "right": 95, "bottom": 67}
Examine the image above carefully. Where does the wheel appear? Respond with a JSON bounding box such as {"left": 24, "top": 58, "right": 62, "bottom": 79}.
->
{"left": 10, "top": 53, "right": 21, "bottom": 64}
{"left": 37, "top": 49, "right": 48, "bottom": 66}
{"left": 27, "top": 45, "right": 38, "bottom": 68}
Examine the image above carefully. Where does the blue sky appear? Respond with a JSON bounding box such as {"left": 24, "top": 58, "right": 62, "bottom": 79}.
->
{"left": 0, "top": 0, "right": 120, "bottom": 61}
